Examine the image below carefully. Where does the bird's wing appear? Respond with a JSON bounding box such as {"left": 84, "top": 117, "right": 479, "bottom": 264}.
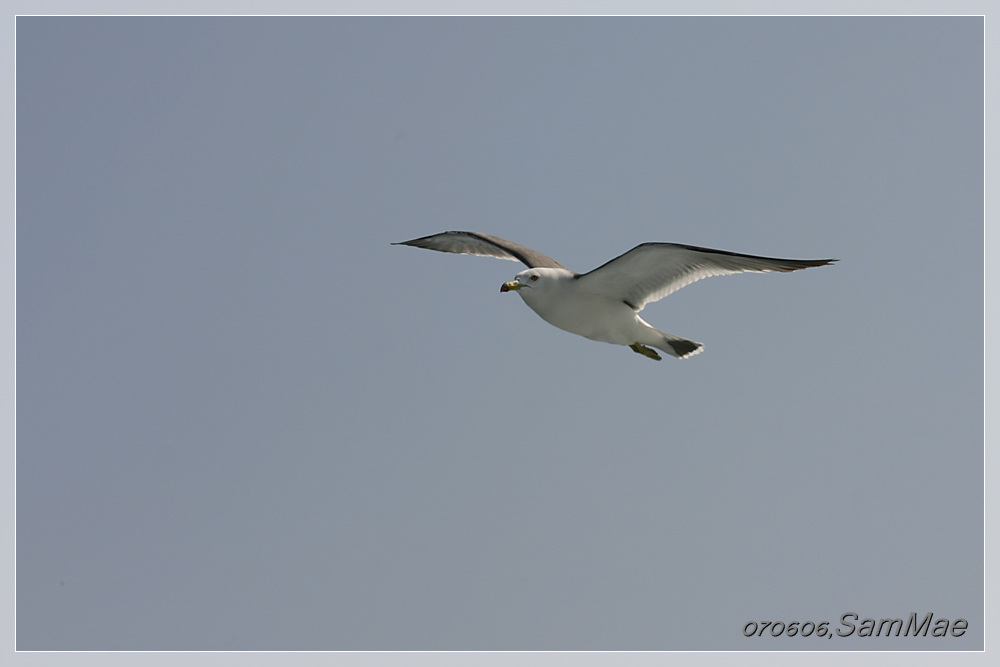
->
{"left": 575, "top": 242, "right": 836, "bottom": 310}
{"left": 392, "top": 231, "right": 567, "bottom": 269}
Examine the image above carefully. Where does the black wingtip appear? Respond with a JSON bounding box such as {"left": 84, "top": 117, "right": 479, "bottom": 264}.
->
{"left": 774, "top": 257, "right": 839, "bottom": 272}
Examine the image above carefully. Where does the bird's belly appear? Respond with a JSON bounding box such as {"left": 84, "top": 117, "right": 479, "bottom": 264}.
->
{"left": 523, "top": 293, "right": 639, "bottom": 344}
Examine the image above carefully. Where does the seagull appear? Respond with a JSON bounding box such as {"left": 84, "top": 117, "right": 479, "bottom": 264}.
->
{"left": 393, "top": 231, "right": 836, "bottom": 360}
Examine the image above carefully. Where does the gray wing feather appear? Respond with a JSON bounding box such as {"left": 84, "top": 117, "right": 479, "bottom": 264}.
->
{"left": 393, "top": 231, "right": 566, "bottom": 269}
{"left": 576, "top": 242, "right": 836, "bottom": 310}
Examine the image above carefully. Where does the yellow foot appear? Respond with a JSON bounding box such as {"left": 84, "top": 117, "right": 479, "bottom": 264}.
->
{"left": 629, "top": 343, "right": 662, "bottom": 361}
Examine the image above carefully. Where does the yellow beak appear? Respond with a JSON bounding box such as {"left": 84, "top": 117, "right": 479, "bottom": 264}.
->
{"left": 500, "top": 281, "right": 521, "bottom": 293}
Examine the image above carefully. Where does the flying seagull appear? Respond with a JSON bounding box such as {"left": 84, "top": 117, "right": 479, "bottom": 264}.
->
{"left": 393, "top": 231, "right": 836, "bottom": 360}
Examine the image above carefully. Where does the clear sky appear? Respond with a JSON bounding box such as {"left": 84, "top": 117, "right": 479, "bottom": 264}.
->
{"left": 16, "top": 13, "right": 983, "bottom": 653}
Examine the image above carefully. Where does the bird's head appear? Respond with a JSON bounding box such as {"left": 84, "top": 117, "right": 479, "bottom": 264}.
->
{"left": 500, "top": 269, "right": 540, "bottom": 293}
{"left": 501, "top": 267, "right": 570, "bottom": 293}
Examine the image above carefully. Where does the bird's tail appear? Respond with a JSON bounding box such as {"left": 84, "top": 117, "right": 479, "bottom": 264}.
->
{"left": 650, "top": 332, "right": 704, "bottom": 360}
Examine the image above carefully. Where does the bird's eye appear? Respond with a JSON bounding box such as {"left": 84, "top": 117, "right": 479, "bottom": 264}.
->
{"left": 530, "top": 274, "right": 539, "bottom": 281}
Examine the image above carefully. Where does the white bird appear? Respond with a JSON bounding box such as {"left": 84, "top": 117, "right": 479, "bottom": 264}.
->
{"left": 394, "top": 231, "right": 836, "bottom": 360}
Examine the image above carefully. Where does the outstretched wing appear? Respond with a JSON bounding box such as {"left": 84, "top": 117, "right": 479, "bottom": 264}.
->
{"left": 392, "top": 231, "right": 567, "bottom": 269}
{"left": 575, "top": 242, "right": 836, "bottom": 310}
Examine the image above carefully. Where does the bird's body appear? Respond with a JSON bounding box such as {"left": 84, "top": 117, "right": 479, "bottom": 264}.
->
{"left": 394, "top": 231, "right": 836, "bottom": 360}
{"left": 513, "top": 267, "right": 642, "bottom": 340}
{"left": 502, "top": 266, "right": 682, "bottom": 357}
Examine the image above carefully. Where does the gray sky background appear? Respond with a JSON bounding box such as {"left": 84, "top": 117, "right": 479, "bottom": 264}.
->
{"left": 15, "top": 12, "right": 984, "bottom": 655}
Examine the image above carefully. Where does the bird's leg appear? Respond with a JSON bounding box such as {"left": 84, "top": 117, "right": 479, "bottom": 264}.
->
{"left": 629, "top": 343, "right": 662, "bottom": 361}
